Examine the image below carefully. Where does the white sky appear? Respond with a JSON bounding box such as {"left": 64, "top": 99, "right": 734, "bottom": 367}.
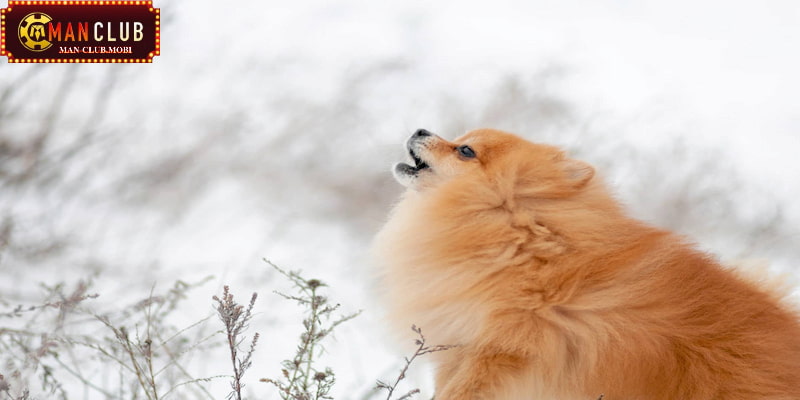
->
{"left": 170, "top": 0, "right": 800, "bottom": 182}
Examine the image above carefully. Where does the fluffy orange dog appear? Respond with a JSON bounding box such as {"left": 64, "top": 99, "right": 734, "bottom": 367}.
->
{"left": 373, "top": 128, "right": 800, "bottom": 400}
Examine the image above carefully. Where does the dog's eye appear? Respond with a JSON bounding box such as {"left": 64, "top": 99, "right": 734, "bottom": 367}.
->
{"left": 457, "top": 145, "right": 476, "bottom": 159}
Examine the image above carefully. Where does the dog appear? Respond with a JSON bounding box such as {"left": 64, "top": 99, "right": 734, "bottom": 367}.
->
{"left": 373, "top": 128, "right": 800, "bottom": 400}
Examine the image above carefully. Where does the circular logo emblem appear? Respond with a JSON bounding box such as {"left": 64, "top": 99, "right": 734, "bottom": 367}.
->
{"left": 18, "top": 13, "right": 53, "bottom": 51}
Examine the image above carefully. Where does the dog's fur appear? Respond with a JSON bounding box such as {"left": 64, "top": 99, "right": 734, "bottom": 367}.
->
{"left": 373, "top": 128, "right": 800, "bottom": 400}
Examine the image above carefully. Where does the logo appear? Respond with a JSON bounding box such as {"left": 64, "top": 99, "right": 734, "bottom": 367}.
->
{"left": 1, "top": 1, "right": 160, "bottom": 63}
{"left": 18, "top": 12, "right": 52, "bottom": 51}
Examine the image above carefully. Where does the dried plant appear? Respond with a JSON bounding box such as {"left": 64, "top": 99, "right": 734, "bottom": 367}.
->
{"left": 376, "top": 325, "right": 456, "bottom": 400}
{"left": 98, "top": 318, "right": 161, "bottom": 400}
{"left": 76, "top": 278, "right": 222, "bottom": 400}
{"left": 261, "top": 259, "right": 361, "bottom": 400}
{"left": 0, "top": 281, "right": 97, "bottom": 400}
{"left": 0, "top": 278, "right": 221, "bottom": 400}
{"left": 0, "top": 372, "right": 29, "bottom": 400}
{"left": 213, "top": 286, "right": 260, "bottom": 400}
{"left": 0, "top": 281, "right": 98, "bottom": 320}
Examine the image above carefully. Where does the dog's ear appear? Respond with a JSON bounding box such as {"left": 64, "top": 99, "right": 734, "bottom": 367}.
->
{"left": 561, "top": 159, "right": 595, "bottom": 188}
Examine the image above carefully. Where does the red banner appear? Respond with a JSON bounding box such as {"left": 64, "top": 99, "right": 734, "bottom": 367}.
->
{"left": 1, "top": 1, "right": 160, "bottom": 63}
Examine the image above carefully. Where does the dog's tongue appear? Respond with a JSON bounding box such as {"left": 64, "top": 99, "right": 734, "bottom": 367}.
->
{"left": 398, "top": 161, "right": 426, "bottom": 172}
{"left": 395, "top": 162, "right": 418, "bottom": 176}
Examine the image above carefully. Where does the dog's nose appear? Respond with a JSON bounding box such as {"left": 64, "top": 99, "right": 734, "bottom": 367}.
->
{"left": 413, "top": 129, "right": 432, "bottom": 138}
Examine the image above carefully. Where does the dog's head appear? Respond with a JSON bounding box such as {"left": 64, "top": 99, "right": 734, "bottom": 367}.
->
{"left": 394, "top": 128, "right": 596, "bottom": 200}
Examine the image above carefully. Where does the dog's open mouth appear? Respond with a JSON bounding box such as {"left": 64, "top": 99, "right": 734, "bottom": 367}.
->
{"left": 409, "top": 148, "right": 430, "bottom": 171}
{"left": 396, "top": 147, "right": 430, "bottom": 176}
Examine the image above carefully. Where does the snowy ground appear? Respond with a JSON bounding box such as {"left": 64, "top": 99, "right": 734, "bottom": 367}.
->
{"left": 1, "top": 1, "right": 799, "bottom": 399}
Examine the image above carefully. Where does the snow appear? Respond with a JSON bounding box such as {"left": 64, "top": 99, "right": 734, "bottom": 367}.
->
{"left": 1, "top": 0, "right": 799, "bottom": 398}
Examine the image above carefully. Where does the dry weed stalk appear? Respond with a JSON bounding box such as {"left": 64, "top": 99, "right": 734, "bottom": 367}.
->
{"left": 213, "top": 285, "right": 259, "bottom": 400}
{"left": 101, "top": 319, "right": 160, "bottom": 400}
{"left": 0, "top": 282, "right": 98, "bottom": 320}
{"left": 376, "top": 325, "right": 456, "bottom": 400}
{"left": 88, "top": 278, "right": 219, "bottom": 400}
{"left": 261, "top": 260, "right": 361, "bottom": 400}
{"left": 0, "top": 281, "right": 96, "bottom": 399}
{"left": 1, "top": 278, "right": 220, "bottom": 399}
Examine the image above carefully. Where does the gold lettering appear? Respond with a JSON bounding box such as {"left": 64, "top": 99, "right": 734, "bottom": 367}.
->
{"left": 93, "top": 22, "right": 103, "bottom": 41}
{"left": 48, "top": 22, "right": 61, "bottom": 41}
{"left": 134, "top": 22, "right": 143, "bottom": 41}
{"left": 64, "top": 23, "right": 75, "bottom": 41}
{"left": 77, "top": 22, "right": 88, "bottom": 41}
